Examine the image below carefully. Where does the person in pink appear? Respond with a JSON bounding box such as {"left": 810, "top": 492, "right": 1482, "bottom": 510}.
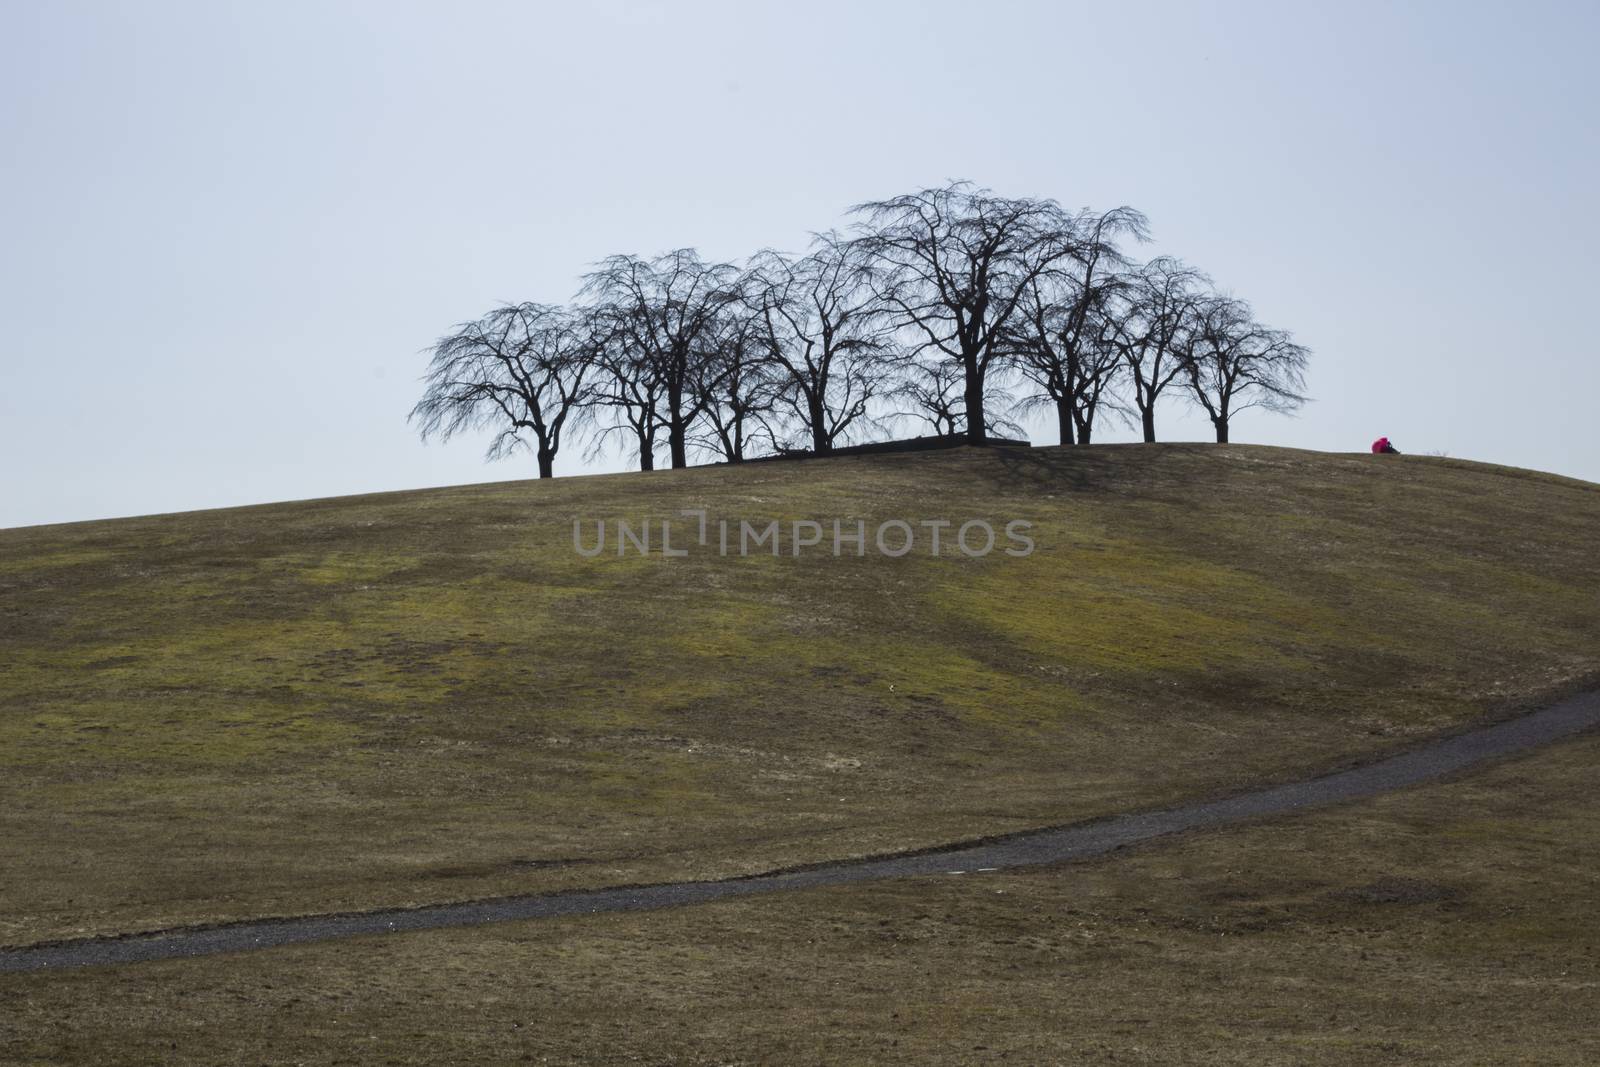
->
{"left": 1371, "top": 436, "right": 1400, "bottom": 454}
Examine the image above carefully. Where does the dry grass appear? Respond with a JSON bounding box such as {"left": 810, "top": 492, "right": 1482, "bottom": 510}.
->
{"left": 3, "top": 729, "right": 1597, "bottom": 1065}
{"left": 3, "top": 443, "right": 1599, "bottom": 946}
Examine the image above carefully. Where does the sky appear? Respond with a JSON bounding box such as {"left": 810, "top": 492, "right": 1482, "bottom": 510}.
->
{"left": 2, "top": 0, "right": 1597, "bottom": 529}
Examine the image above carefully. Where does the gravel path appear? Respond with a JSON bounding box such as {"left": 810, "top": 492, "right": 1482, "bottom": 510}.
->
{"left": 5, "top": 688, "right": 1598, "bottom": 974}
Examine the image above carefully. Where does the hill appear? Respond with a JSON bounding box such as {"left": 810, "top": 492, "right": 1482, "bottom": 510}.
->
{"left": 3, "top": 443, "right": 1599, "bottom": 946}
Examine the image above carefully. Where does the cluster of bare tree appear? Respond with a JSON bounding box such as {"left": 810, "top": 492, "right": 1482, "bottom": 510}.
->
{"left": 410, "top": 182, "right": 1310, "bottom": 477}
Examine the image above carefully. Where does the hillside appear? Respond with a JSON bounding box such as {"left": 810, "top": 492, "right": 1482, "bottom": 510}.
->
{"left": 3, "top": 444, "right": 1599, "bottom": 946}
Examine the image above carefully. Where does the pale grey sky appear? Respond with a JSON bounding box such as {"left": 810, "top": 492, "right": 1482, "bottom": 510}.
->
{"left": 3, "top": 0, "right": 1596, "bottom": 528}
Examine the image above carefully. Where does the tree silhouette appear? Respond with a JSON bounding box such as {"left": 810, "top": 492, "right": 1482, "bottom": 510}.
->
{"left": 748, "top": 233, "right": 899, "bottom": 454}
{"left": 410, "top": 303, "right": 591, "bottom": 478}
{"left": 1006, "top": 207, "right": 1148, "bottom": 444}
{"left": 1182, "top": 297, "right": 1310, "bottom": 443}
{"left": 581, "top": 250, "right": 738, "bottom": 469}
{"left": 583, "top": 305, "right": 664, "bottom": 472}
{"left": 1104, "top": 257, "right": 1209, "bottom": 443}
{"left": 851, "top": 182, "right": 1081, "bottom": 445}
{"left": 413, "top": 182, "right": 1315, "bottom": 473}
{"left": 692, "top": 300, "right": 777, "bottom": 463}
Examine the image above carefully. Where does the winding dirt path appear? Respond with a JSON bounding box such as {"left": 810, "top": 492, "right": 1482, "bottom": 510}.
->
{"left": 5, "top": 688, "right": 1598, "bottom": 974}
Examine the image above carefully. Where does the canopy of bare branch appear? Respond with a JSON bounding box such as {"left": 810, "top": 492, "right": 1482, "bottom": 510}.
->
{"left": 847, "top": 183, "right": 1100, "bottom": 444}
{"left": 409, "top": 302, "right": 593, "bottom": 477}
{"left": 746, "top": 232, "right": 900, "bottom": 453}
{"left": 408, "top": 181, "right": 1313, "bottom": 474}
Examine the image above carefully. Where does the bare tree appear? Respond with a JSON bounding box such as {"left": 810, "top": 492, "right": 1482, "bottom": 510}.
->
{"left": 581, "top": 250, "right": 739, "bottom": 469}
{"left": 1103, "top": 257, "right": 1208, "bottom": 443}
{"left": 1008, "top": 287, "right": 1125, "bottom": 445}
{"left": 1181, "top": 297, "right": 1310, "bottom": 443}
{"left": 692, "top": 301, "right": 778, "bottom": 463}
{"left": 891, "top": 358, "right": 1025, "bottom": 440}
{"left": 1005, "top": 207, "right": 1148, "bottom": 444}
{"left": 584, "top": 311, "right": 663, "bottom": 472}
{"left": 411, "top": 184, "right": 1316, "bottom": 472}
{"left": 892, "top": 359, "right": 965, "bottom": 437}
{"left": 850, "top": 182, "right": 1081, "bottom": 445}
{"left": 748, "top": 233, "right": 898, "bottom": 454}
{"left": 410, "top": 303, "right": 591, "bottom": 478}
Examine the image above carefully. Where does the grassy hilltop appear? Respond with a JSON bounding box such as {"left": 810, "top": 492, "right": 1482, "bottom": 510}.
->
{"left": 3, "top": 443, "right": 1600, "bottom": 946}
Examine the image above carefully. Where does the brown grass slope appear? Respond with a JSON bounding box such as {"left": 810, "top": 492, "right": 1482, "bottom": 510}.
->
{"left": 2, "top": 444, "right": 1598, "bottom": 945}
{"left": 7, "top": 727, "right": 1597, "bottom": 1065}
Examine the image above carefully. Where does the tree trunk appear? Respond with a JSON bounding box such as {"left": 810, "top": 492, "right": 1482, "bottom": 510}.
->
{"left": 1214, "top": 417, "right": 1230, "bottom": 444}
{"left": 809, "top": 394, "right": 830, "bottom": 454}
{"left": 637, "top": 431, "right": 655, "bottom": 472}
{"left": 536, "top": 447, "right": 555, "bottom": 479}
{"left": 1057, "top": 402, "right": 1076, "bottom": 446}
{"left": 1141, "top": 405, "right": 1157, "bottom": 443}
{"left": 666, "top": 383, "right": 688, "bottom": 469}
{"left": 963, "top": 358, "right": 987, "bottom": 445}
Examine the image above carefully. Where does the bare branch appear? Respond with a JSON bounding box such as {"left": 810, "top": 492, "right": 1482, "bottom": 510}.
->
{"left": 410, "top": 303, "right": 594, "bottom": 478}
